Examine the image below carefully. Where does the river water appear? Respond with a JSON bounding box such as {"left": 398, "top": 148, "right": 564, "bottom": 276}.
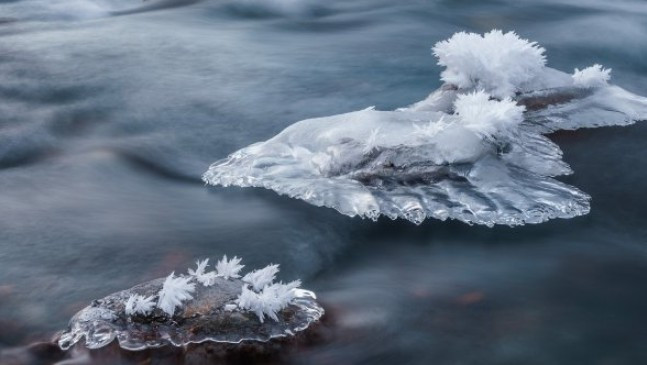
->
{"left": 1, "top": 0, "right": 646, "bottom": 363}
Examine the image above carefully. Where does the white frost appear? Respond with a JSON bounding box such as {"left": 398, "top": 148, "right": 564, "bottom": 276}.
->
{"left": 236, "top": 286, "right": 265, "bottom": 322}
{"left": 453, "top": 90, "right": 525, "bottom": 139}
{"left": 572, "top": 64, "right": 611, "bottom": 88}
{"left": 236, "top": 262, "right": 302, "bottom": 322}
{"left": 432, "top": 30, "right": 546, "bottom": 98}
{"left": 258, "top": 280, "right": 301, "bottom": 321}
{"left": 188, "top": 259, "right": 218, "bottom": 287}
{"left": 236, "top": 280, "right": 302, "bottom": 323}
{"left": 413, "top": 115, "right": 448, "bottom": 139}
{"left": 215, "top": 255, "right": 245, "bottom": 279}
{"left": 363, "top": 128, "right": 381, "bottom": 154}
{"left": 124, "top": 294, "right": 155, "bottom": 317}
{"left": 242, "top": 264, "right": 279, "bottom": 292}
{"left": 157, "top": 272, "right": 195, "bottom": 316}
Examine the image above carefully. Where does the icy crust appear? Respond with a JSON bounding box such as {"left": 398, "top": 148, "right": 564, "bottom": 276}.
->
{"left": 203, "top": 30, "right": 647, "bottom": 226}
{"left": 58, "top": 259, "right": 323, "bottom": 351}
{"left": 204, "top": 106, "right": 590, "bottom": 226}
{"left": 520, "top": 84, "right": 647, "bottom": 133}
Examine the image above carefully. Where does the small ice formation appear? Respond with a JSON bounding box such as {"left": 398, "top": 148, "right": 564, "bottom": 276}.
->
{"left": 58, "top": 256, "right": 323, "bottom": 351}
{"left": 203, "top": 30, "right": 647, "bottom": 226}
{"left": 572, "top": 64, "right": 612, "bottom": 88}
{"left": 433, "top": 30, "right": 547, "bottom": 99}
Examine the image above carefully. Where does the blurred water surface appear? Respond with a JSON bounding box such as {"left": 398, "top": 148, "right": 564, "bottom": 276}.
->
{"left": 0, "top": 0, "right": 646, "bottom": 363}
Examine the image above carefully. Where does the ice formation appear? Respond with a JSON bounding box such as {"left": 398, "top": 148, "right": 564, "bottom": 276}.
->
{"left": 188, "top": 259, "right": 217, "bottom": 286}
{"left": 157, "top": 272, "right": 196, "bottom": 316}
{"left": 58, "top": 256, "right": 323, "bottom": 350}
{"left": 215, "top": 255, "right": 245, "bottom": 279}
{"left": 432, "top": 30, "right": 546, "bottom": 99}
{"left": 203, "top": 30, "right": 647, "bottom": 226}
{"left": 572, "top": 64, "right": 612, "bottom": 88}
{"left": 124, "top": 294, "right": 155, "bottom": 317}
{"left": 237, "top": 279, "right": 301, "bottom": 323}
{"left": 242, "top": 264, "right": 280, "bottom": 291}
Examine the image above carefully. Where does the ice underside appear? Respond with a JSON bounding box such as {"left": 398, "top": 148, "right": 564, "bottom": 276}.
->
{"left": 58, "top": 277, "right": 323, "bottom": 351}
{"left": 203, "top": 67, "right": 647, "bottom": 226}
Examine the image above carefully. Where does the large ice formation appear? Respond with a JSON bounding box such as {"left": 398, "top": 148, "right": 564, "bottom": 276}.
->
{"left": 58, "top": 256, "right": 323, "bottom": 351}
{"left": 203, "top": 30, "right": 647, "bottom": 226}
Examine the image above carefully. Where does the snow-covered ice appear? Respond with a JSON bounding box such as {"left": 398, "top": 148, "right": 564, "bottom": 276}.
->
{"left": 203, "top": 30, "right": 647, "bottom": 226}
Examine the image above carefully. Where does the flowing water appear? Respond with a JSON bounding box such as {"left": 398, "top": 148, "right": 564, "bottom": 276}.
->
{"left": 1, "top": 0, "right": 646, "bottom": 363}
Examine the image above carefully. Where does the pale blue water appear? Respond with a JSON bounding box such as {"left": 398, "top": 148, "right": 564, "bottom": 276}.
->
{"left": 0, "top": 0, "right": 646, "bottom": 363}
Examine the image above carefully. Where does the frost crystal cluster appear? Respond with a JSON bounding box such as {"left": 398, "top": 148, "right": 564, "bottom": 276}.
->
{"left": 157, "top": 273, "right": 196, "bottom": 316}
{"left": 124, "top": 294, "right": 155, "bottom": 317}
{"left": 238, "top": 263, "right": 301, "bottom": 322}
{"left": 453, "top": 90, "right": 525, "bottom": 139}
{"left": 215, "top": 255, "right": 245, "bottom": 279}
{"left": 432, "top": 30, "right": 546, "bottom": 98}
{"left": 116, "top": 256, "right": 303, "bottom": 320}
{"left": 572, "top": 64, "right": 612, "bottom": 88}
{"left": 188, "top": 255, "right": 244, "bottom": 286}
{"left": 203, "top": 30, "right": 647, "bottom": 226}
{"left": 242, "top": 264, "right": 279, "bottom": 291}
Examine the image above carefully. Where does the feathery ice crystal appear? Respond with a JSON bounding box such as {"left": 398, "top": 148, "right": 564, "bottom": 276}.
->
{"left": 432, "top": 30, "right": 546, "bottom": 98}
{"left": 203, "top": 29, "right": 647, "bottom": 226}
{"left": 453, "top": 90, "right": 525, "bottom": 139}
{"left": 124, "top": 294, "right": 155, "bottom": 317}
{"left": 215, "top": 255, "right": 245, "bottom": 279}
{"left": 242, "top": 264, "right": 280, "bottom": 292}
{"left": 58, "top": 255, "right": 322, "bottom": 350}
{"left": 157, "top": 272, "right": 196, "bottom": 316}
{"left": 188, "top": 259, "right": 218, "bottom": 286}
{"left": 237, "top": 280, "right": 301, "bottom": 323}
{"left": 572, "top": 64, "right": 612, "bottom": 88}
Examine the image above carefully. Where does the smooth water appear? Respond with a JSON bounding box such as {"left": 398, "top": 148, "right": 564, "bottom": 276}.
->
{"left": 1, "top": 0, "right": 646, "bottom": 363}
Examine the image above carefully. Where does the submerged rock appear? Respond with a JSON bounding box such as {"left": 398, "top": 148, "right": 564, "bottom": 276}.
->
{"left": 58, "top": 257, "right": 323, "bottom": 351}
{"left": 203, "top": 30, "right": 647, "bottom": 226}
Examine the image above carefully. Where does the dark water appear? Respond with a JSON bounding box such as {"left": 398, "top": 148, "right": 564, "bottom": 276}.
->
{"left": 1, "top": 0, "right": 647, "bottom": 363}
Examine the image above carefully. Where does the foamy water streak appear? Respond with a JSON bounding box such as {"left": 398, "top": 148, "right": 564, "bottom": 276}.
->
{"left": 203, "top": 30, "right": 647, "bottom": 226}
{"left": 0, "top": 0, "right": 199, "bottom": 21}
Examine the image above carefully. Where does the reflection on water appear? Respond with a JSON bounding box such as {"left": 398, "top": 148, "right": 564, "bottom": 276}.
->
{"left": 0, "top": 0, "right": 646, "bottom": 363}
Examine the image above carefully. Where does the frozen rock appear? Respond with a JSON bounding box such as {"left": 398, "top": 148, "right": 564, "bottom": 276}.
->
{"left": 203, "top": 30, "right": 647, "bottom": 226}
{"left": 58, "top": 257, "right": 323, "bottom": 351}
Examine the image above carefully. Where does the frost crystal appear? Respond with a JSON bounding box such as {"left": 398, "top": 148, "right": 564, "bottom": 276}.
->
{"left": 124, "top": 294, "right": 155, "bottom": 317}
{"left": 236, "top": 286, "right": 265, "bottom": 322}
{"left": 188, "top": 259, "right": 218, "bottom": 286}
{"left": 188, "top": 259, "right": 209, "bottom": 277}
{"left": 432, "top": 30, "right": 546, "bottom": 98}
{"left": 363, "top": 128, "right": 381, "bottom": 153}
{"left": 413, "top": 115, "right": 447, "bottom": 139}
{"left": 572, "top": 64, "right": 611, "bottom": 88}
{"left": 259, "top": 280, "right": 301, "bottom": 321}
{"left": 236, "top": 280, "right": 302, "bottom": 323}
{"left": 157, "top": 272, "right": 195, "bottom": 316}
{"left": 242, "top": 264, "right": 279, "bottom": 292}
{"left": 453, "top": 90, "right": 525, "bottom": 139}
{"left": 215, "top": 255, "right": 245, "bottom": 279}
